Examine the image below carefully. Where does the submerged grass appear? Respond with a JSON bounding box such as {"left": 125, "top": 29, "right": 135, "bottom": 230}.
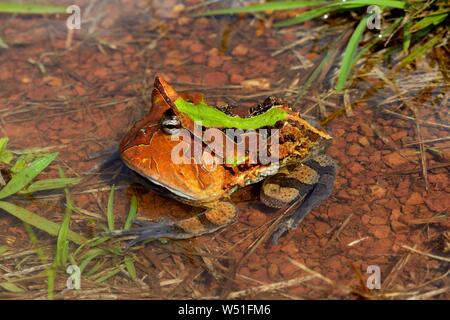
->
{"left": 336, "top": 15, "right": 370, "bottom": 91}
{"left": 124, "top": 195, "right": 138, "bottom": 231}
{"left": 0, "top": 152, "right": 58, "bottom": 199}
{"left": 0, "top": 201, "right": 86, "bottom": 245}
{"left": 21, "top": 177, "right": 82, "bottom": 194}
{"left": 47, "top": 169, "right": 75, "bottom": 299}
{"left": 0, "top": 137, "right": 141, "bottom": 297}
{"left": 0, "top": 245, "right": 8, "bottom": 255}
{"left": 23, "top": 223, "right": 49, "bottom": 263}
{"left": 106, "top": 185, "right": 116, "bottom": 231}
{"left": 0, "top": 139, "right": 85, "bottom": 244}
{"left": 273, "top": 0, "right": 406, "bottom": 27}
{"left": 55, "top": 169, "right": 73, "bottom": 267}
{"left": 201, "top": 0, "right": 449, "bottom": 92}
{"left": 202, "top": 0, "right": 326, "bottom": 15}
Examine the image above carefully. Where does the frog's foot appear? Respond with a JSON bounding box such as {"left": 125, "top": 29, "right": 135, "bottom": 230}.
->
{"left": 106, "top": 201, "right": 237, "bottom": 247}
{"left": 104, "top": 219, "right": 181, "bottom": 248}
{"left": 260, "top": 155, "right": 336, "bottom": 244}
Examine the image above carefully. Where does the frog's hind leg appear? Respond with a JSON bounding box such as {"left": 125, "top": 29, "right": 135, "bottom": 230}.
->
{"left": 260, "top": 154, "right": 336, "bottom": 244}
{"left": 106, "top": 201, "right": 237, "bottom": 247}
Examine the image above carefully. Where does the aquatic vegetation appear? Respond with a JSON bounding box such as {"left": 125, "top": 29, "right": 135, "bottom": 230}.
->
{"left": 0, "top": 137, "right": 139, "bottom": 297}
{"left": 0, "top": 139, "right": 83, "bottom": 223}
{"left": 201, "top": 0, "right": 449, "bottom": 91}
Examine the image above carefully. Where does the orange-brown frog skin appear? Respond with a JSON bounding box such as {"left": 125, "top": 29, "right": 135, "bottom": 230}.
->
{"left": 116, "top": 77, "right": 336, "bottom": 246}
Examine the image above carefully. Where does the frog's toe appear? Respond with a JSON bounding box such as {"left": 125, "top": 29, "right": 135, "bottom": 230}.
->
{"left": 131, "top": 219, "right": 167, "bottom": 228}
{"left": 268, "top": 155, "right": 337, "bottom": 244}
{"left": 103, "top": 219, "right": 188, "bottom": 248}
{"left": 124, "top": 222, "right": 177, "bottom": 248}
{"left": 105, "top": 202, "right": 238, "bottom": 248}
{"left": 271, "top": 222, "right": 291, "bottom": 245}
{"left": 129, "top": 220, "right": 194, "bottom": 243}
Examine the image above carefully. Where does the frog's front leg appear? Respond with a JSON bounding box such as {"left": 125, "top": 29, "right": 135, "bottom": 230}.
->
{"left": 260, "top": 154, "right": 336, "bottom": 244}
{"left": 107, "top": 201, "right": 237, "bottom": 247}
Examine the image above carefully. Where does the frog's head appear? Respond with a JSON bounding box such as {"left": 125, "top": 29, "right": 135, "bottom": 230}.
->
{"left": 120, "top": 77, "right": 229, "bottom": 202}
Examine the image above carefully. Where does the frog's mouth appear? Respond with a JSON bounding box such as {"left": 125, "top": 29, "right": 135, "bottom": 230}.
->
{"left": 121, "top": 155, "right": 205, "bottom": 202}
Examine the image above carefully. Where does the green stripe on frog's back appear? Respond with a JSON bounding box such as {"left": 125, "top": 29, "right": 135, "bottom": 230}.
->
{"left": 174, "top": 97, "right": 288, "bottom": 130}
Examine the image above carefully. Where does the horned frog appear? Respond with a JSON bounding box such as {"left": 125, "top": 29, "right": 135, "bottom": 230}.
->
{"left": 114, "top": 77, "right": 336, "bottom": 246}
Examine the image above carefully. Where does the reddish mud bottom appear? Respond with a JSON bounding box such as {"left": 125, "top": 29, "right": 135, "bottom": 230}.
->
{"left": 0, "top": 0, "right": 448, "bottom": 299}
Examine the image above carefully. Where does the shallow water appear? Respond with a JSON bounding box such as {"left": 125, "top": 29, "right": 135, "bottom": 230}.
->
{"left": 0, "top": 0, "right": 448, "bottom": 299}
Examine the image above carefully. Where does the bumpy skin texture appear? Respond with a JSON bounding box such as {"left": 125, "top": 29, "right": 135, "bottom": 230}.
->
{"left": 113, "top": 77, "right": 336, "bottom": 247}
{"left": 265, "top": 155, "right": 337, "bottom": 244}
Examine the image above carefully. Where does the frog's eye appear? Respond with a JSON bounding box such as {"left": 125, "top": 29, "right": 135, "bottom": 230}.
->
{"left": 161, "top": 113, "right": 181, "bottom": 135}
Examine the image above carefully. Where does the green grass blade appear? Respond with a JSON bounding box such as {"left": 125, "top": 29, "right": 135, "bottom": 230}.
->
{"left": 0, "top": 152, "right": 58, "bottom": 199}
{"left": 23, "top": 223, "right": 48, "bottom": 263}
{"left": 202, "top": 0, "right": 405, "bottom": 19}
{"left": 400, "top": 35, "right": 441, "bottom": 65}
{"left": 337, "top": 0, "right": 405, "bottom": 9}
{"left": 275, "top": 6, "right": 331, "bottom": 27}
{"left": 0, "top": 3, "right": 66, "bottom": 14}
{"left": 10, "top": 155, "right": 28, "bottom": 174}
{"left": 61, "top": 241, "right": 69, "bottom": 265}
{"left": 275, "top": 4, "right": 367, "bottom": 27}
{"left": 124, "top": 256, "right": 137, "bottom": 280}
{"left": 336, "top": 15, "right": 369, "bottom": 92}
{"left": 0, "top": 137, "right": 13, "bottom": 164}
{"left": 22, "top": 177, "right": 82, "bottom": 194}
{"left": 410, "top": 12, "right": 448, "bottom": 33}
{"left": 355, "top": 16, "right": 402, "bottom": 61}
{"left": 275, "top": 0, "right": 406, "bottom": 27}
{"left": 95, "top": 267, "right": 121, "bottom": 283}
{"left": 403, "top": 20, "right": 412, "bottom": 53}
{"left": 296, "top": 51, "right": 331, "bottom": 102}
{"left": 55, "top": 170, "right": 74, "bottom": 267}
{"left": 0, "top": 282, "right": 25, "bottom": 293}
{"left": 106, "top": 185, "right": 115, "bottom": 231}
{"left": 200, "top": 1, "right": 325, "bottom": 15}
{"left": 0, "top": 245, "right": 9, "bottom": 255}
{"left": 124, "top": 195, "right": 138, "bottom": 230}
{"left": 47, "top": 267, "right": 55, "bottom": 300}
{"left": 85, "top": 259, "right": 107, "bottom": 276}
{"left": 68, "top": 254, "right": 76, "bottom": 266}
{"left": 0, "top": 201, "right": 87, "bottom": 245}
{"left": 74, "top": 236, "right": 109, "bottom": 256}
{"left": 79, "top": 248, "right": 107, "bottom": 273}
{"left": 0, "top": 137, "right": 8, "bottom": 153}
